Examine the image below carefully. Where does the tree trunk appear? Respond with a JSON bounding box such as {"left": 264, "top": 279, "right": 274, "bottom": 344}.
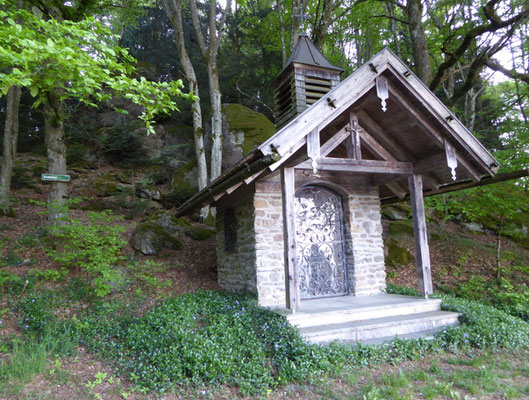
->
{"left": 44, "top": 97, "right": 68, "bottom": 222}
{"left": 313, "top": 0, "right": 335, "bottom": 50}
{"left": 209, "top": 61, "right": 223, "bottom": 182}
{"left": 386, "top": 0, "right": 402, "bottom": 58}
{"left": 464, "top": 87, "right": 477, "bottom": 132}
{"left": 406, "top": 0, "right": 432, "bottom": 84}
{"left": 277, "top": 0, "right": 287, "bottom": 66}
{"left": 188, "top": 0, "right": 231, "bottom": 184}
{"left": 0, "top": 85, "right": 21, "bottom": 213}
{"left": 162, "top": 0, "right": 209, "bottom": 219}
{"left": 496, "top": 213, "right": 505, "bottom": 279}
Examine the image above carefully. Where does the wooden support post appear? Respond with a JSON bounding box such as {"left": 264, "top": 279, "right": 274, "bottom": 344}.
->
{"left": 307, "top": 128, "right": 320, "bottom": 172}
{"left": 281, "top": 167, "right": 300, "bottom": 311}
{"left": 346, "top": 113, "right": 362, "bottom": 159}
{"left": 409, "top": 174, "right": 433, "bottom": 297}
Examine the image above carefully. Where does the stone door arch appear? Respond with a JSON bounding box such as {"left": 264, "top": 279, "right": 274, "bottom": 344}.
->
{"left": 294, "top": 185, "right": 349, "bottom": 299}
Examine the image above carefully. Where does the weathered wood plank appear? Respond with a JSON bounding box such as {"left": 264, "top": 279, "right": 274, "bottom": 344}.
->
{"left": 307, "top": 129, "right": 320, "bottom": 172}
{"left": 321, "top": 125, "right": 349, "bottom": 156}
{"left": 281, "top": 167, "right": 300, "bottom": 311}
{"left": 388, "top": 83, "right": 482, "bottom": 182}
{"left": 357, "top": 110, "right": 412, "bottom": 161}
{"left": 409, "top": 174, "right": 433, "bottom": 297}
{"left": 385, "top": 53, "right": 497, "bottom": 173}
{"left": 358, "top": 125, "right": 397, "bottom": 162}
{"left": 296, "top": 157, "right": 414, "bottom": 174}
{"left": 259, "top": 53, "right": 386, "bottom": 157}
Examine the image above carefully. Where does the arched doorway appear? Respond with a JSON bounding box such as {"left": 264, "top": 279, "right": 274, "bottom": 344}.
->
{"left": 294, "top": 185, "right": 349, "bottom": 299}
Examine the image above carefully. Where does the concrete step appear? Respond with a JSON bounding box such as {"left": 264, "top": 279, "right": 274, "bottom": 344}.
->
{"left": 359, "top": 328, "right": 445, "bottom": 346}
{"left": 288, "top": 298, "right": 443, "bottom": 329}
{"left": 298, "top": 310, "right": 460, "bottom": 345}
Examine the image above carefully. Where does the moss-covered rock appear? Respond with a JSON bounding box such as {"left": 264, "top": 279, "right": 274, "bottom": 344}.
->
{"left": 93, "top": 174, "right": 120, "bottom": 197}
{"left": 185, "top": 226, "right": 215, "bottom": 241}
{"left": 386, "top": 239, "right": 413, "bottom": 266}
{"left": 381, "top": 204, "right": 411, "bottom": 221}
{"left": 162, "top": 160, "right": 199, "bottom": 209}
{"left": 388, "top": 220, "right": 414, "bottom": 237}
{"left": 222, "top": 104, "right": 276, "bottom": 155}
{"left": 221, "top": 104, "right": 276, "bottom": 171}
{"left": 129, "top": 212, "right": 189, "bottom": 255}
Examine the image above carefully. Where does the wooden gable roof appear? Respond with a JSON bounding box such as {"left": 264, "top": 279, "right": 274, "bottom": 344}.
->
{"left": 176, "top": 48, "right": 499, "bottom": 216}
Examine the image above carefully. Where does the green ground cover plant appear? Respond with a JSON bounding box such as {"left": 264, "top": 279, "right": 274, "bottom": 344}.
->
{"left": 6, "top": 285, "right": 527, "bottom": 396}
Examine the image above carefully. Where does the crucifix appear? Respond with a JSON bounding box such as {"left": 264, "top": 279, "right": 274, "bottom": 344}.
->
{"left": 293, "top": 7, "right": 310, "bottom": 25}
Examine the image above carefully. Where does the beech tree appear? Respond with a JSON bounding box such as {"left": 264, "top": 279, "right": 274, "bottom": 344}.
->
{"left": 189, "top": 0, "right": 232, "bottom": 182}
{"left": 0, "top": 86, "right": 21, "bottom": 214}
{"left": 0, "top": 5, "right": 194, "bottom": 220}
{"left": 162, "top": 0, "right": 209, "bottom": 219}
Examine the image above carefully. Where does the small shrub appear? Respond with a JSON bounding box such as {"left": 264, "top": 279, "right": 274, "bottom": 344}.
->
{"left": 17, "top": 291, "right": 59, "bottom": 334}
{"left": 0, "top": 270, "right": 20, "bottom": 286}
{"left": 27, "top": 268, "right": 68, "bottom": 282}
{"left": 47, "top": 209, "right": 128, "bottom": 296}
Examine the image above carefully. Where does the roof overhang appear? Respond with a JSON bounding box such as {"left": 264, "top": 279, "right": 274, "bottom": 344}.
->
{"left": 176, "top": 47, "right": 501, "bottom": 216}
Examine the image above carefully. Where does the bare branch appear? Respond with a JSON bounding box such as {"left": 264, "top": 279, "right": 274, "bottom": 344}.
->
{"left": 189, "top": 0, "right": 208, "bottom": 59}
{"left": 485, "top": 58, "right": 529, "bottom": 84}
{"left": 430, "top": 0, "right": 529, "bottom": 91}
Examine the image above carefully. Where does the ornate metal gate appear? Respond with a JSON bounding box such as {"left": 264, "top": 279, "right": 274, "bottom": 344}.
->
{"left": 294, "top": 186, "right": 348, "bottom": 299}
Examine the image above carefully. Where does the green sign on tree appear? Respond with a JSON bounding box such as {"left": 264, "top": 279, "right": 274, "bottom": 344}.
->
{"left": 41, "top": 174, "right": 70, "bottom": 182}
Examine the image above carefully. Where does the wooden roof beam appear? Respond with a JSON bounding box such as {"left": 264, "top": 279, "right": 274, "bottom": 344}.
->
{"left": 296, "top": 157, "right": 413, "bottom": 174}
{"left": 321, "top": 125, "right": 350, "bottom": 156}
{"left": 357, "top": 110, "right": 412, "bottom": 161}
{"left": 385, "top": 57, "right": 497, "bottom": 172}
{"left": 385, "top": 181, "right": 407, "bottom": 198}
{"left": 387, "top": 83, "right": 482, "bottom": 182}
{"left": 359, "top": 124, "right": 398, "bottom": 162}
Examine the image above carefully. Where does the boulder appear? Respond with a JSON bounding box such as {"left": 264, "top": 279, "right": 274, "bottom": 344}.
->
{"left": 461, "top": 221, "right": 485, "bottom": 233}
{"left": 381, "top": 205, "right": 410, "bottom": 221}
{"left": 93, "top": 174, "right": 119, "bottom": 197}
{"left": 221, "top": 104, "right": 276, "bottom": 171}
{"left": 135, "top": 185, "right": 161, "bottom": 201}
{"left": 130, "top": 212, "right": 190, "bottom": 255}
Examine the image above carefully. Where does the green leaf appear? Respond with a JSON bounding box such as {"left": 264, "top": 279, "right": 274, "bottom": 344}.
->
{"left": 30, "top": 86, "right": 38, "bottom": 97}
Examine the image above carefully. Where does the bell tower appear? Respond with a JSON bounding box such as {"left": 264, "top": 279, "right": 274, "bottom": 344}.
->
{"left": 272, "top": 33, "right": 343, "bottom": 129}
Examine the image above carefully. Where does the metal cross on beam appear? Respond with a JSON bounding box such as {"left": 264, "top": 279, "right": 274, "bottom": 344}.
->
{"left": 293, "top": 8, "right": 310, "bottom": 23}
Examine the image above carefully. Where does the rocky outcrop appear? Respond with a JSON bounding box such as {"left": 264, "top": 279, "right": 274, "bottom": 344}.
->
{"left": 130, "top": 212, "right": 189, "bottom": 255}
{"left": 221, "top": 104, "right": 276, "bottom": 171}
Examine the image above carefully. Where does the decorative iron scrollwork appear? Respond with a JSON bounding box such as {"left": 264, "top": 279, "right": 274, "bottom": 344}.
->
{"left": 295, "top": 186, "right": 348, "bottom": 299}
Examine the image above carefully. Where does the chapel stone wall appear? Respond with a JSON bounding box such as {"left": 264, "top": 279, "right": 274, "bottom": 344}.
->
{"left": 253, "top": 191, "right": 286, "bottom": 307}
{"left": 216, "top": 198, "right": 257, "bottom": 294}
{"left": 343, "top": 188, "right": 386, "bottom": 296}
{"left": 216, "top": 176, "right": 386, "bottom": 307}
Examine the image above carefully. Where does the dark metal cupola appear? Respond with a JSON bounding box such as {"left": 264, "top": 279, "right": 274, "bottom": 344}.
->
{"left": 272, "top": 33, "right": 343, "bottom": 129}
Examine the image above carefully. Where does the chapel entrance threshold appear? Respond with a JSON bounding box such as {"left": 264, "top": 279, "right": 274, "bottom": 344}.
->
{"left": 275, "top": 294, "right": 460, "bottom": 345}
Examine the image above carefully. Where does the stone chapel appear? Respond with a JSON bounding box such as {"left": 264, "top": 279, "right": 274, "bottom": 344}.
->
{"left": 176, "top": 37, "right": 499, "bottom": 343}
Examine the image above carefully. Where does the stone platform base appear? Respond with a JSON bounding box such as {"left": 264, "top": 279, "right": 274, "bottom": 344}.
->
{"left": 281, "top": 294, "right": 459, "bottom": 345}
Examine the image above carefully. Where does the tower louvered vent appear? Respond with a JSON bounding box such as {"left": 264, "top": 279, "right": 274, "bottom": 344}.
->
{"left": 272, "top": 34, "right": 343, "bottom": 129}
